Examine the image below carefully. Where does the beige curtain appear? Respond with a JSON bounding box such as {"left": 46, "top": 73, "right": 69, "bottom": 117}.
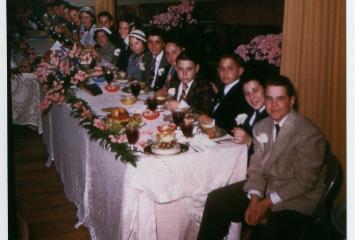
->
{"left": 94, "top": 0, "right": 116, "bottom": 22}
{"left": 281, "top": 0, "right": 346, "bottom": 202}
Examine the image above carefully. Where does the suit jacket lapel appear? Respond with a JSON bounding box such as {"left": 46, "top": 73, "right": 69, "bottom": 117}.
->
{"left": 265, "top": 110, "right": 298, "bottom": 170}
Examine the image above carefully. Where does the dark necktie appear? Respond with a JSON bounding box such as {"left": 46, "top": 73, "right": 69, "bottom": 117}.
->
{"left": 275, "top": 123, "right": 281, "bottom": 137}
{"left": 149, "top": 56, "right": 156, "bottom": 86}
{"left": 255, "top": 110, "right": 261, "bottom": 121}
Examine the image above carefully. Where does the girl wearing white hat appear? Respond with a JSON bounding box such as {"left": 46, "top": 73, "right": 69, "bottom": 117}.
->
{"left": 92, "top": 27, "right": 117, "bottom": 63}
{"left": 127, "top": 29, "right": 147, "bottom": 81}
{"left": 79, "top": 6, "right": 96, "bottom": 47}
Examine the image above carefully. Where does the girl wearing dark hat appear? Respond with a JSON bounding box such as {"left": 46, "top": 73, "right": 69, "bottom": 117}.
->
{"left": 127, "top": 29, "right": 147, "bottom": 81}
{"left": 79, "top": 6, "right": 96, "bottom": 46}
{"left": 92, "top": 27, "right": 117, "bottom": 64}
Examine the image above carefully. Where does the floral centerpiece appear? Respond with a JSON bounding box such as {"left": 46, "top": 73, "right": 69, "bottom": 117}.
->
{"left": 150, "top": 0, "right": 197, "bottom": 31}
{"left": 35, "top": 41, "right": 139, "bottom": 165}
{"left": 235, "top": 33, "right": 282, "bottom": 67}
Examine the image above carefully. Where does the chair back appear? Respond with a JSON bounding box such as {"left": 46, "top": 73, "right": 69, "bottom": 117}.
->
{"left": 314, "top": 147, "right": 343, "bottom": 219}
{"left": 299, "top": 147, "right": 343, "bottom": 240}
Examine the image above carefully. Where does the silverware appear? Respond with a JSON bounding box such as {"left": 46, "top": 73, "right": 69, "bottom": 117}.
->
{"left": 215, "top": 139, "right": 234, "bottom": 144}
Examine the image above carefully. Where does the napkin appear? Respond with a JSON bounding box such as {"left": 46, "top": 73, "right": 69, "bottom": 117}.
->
{"left": 50, "top": 40, "right": 62, "bottom": 51}
{"left": 190, "top": 133, "right": 217, "bottom": 148}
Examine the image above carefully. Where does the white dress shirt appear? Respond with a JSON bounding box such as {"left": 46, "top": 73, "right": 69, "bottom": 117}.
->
{"left": 150, "top": 51, "right": 164, "bottom": 88}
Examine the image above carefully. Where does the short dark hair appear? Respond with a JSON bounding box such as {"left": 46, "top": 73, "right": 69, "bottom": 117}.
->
{"left": 241, "top": 72, "right": 266, "bottom": 89}
{"left": 265, "top": 74, "right": 296, "bottom": 97}
{"left": 176, "top": 50, "right": 200, "bottom": 65}
{"left": 147, "top": 27, "right": 165, "bottom": 42}
{"left": 218, "top": 53, "right": 245, "bottom": 68}
{"left": 165, "top": 36, "right": 185, "bottom": 50}
{"left": 97, "top": 11, "right": 113, "bottom": 22}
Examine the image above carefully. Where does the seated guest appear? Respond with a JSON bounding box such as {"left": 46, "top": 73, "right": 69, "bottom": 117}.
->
{"left": 68, "top": 6, "right": 81, "bottom": 29}
{"left": 197, "top": 75, "right": 327, "bottom": 240}
{"left": 232, "top": 73, "right": 268, "bottom": 147}
{"left": 92, "top": 27, "right": 117, "bottom": 63}
{"left": 155, "top": 38, "right": 185, "bottom": 97}
{"left": 115, "top": 17, "right": 132, "bottom": 71}
{"left": 200, "top": 54, "right": 253, "bottom": 133}
{"left": 143, "top": 28, "right": 169, "bottom": 91}
{"left": 164, "top": 51, "right": 215, "bottom": 115}
{"left": 163, "top": 38, "right": 185, "bottom": 89}
{"left": 126, "top": 29, "right": 147, "bottom": 81}
{"left": 79, "top": 6, "right": 96, "bottom": 47}
{"left": 97, "top": 11, "right": 120, "bottom": 47}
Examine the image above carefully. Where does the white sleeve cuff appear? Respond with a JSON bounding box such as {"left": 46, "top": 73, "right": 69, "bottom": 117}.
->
{"left": 179, "top": 100, "right": 189, "bottom": 109}
{"left": 247, "top": 190, "right": 263, "bottom": 199}
{"left": 269, "top": 192, "right": 282, "bottom": 204}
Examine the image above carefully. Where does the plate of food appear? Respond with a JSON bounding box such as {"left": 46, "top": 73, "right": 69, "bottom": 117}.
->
{"left": 157, "top": 123, "right": 176, "bottom": 133}
{"left": 200, "top": 124, "right": 227, "bottom": 139}
{"left": 142, "top": 110, "right": 160, "bottom": 120}
{"left": 144, "top": 131, "right": 188, "bottom": 155}
{"left": 120, "top": 95, "right": 137, "bottom": 106}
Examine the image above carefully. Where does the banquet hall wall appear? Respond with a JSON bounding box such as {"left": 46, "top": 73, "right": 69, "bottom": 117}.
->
{"left": 281, "top": 0, "right": 346, "bottom": 203}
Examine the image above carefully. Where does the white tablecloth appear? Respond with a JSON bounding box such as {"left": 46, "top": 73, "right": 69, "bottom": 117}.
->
{"left": 11, "top": 35, "right": 51, "bottom": 133}
{"left": 42, "top": 74, "right": 248, "bottom": 240}
{"left": 12, "top": 73, "right": 43, "bottom": 133}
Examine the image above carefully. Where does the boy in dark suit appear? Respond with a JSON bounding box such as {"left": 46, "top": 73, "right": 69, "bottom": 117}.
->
{"left": 143, "top": 28, "right": 169, "bottom": 91}
{"left": 200, "top": 54, "right": 253, "bottom": 133}
{"left": 164, "top": 51, "right": 215, "bottom": 115}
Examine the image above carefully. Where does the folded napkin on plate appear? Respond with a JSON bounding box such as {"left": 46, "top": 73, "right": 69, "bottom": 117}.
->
{"left": 190, "top": 134, "right": 217, "bottom": 148}
{"left": 176, "top": 130, "right": 217, "bottom": 149}
{"left": 127, "top": 104, "right": 146, "bottom": 114}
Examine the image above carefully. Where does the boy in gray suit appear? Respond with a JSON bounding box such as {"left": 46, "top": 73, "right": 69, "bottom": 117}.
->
{"left": 197, "top": 75, "right": 326, "bottom": 240}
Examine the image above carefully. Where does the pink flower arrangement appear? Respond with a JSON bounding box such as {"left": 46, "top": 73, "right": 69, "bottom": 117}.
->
{"left": 35, "top": 43, "right": 97, "bottom": 111}
{"left": 235, "top": 33, "right": 282, "bottom": 67}
{"left": 150, "top": 0, "right": 197, "bottom": 31}
{"left": 109, "top": 134, "right": 127, "bottom": 144}
{"left": 70, "top": 70, "right": 88, "bottom": 84}
{"left": 93, "top": 118, "right": 108, "bottom": 131}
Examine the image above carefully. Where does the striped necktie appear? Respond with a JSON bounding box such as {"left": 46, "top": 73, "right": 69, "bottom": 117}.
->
{"left": 179, "top": 83, "right": 188, "bottom": 101}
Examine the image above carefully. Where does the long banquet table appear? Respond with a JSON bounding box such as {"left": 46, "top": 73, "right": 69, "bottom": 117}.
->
{"left": 41, "top": 76, "right": 248, "bottom": 239}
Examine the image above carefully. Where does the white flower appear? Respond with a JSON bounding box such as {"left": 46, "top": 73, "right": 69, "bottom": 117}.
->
{"left": 168, "top": 88, "right": 176, "bottom": 97}
{"left": 114, "top": 48, "right": 121, "bottom": 56}
{"left": 138, "top": 62, "right": 145, "bottom": 71}
{"left": 256, "top": 133, "right": 268, "bottom": 144}
{"left": 235, "top": 113, "right": 248, "bottom": 126}
{"left": 158, "top": 68, "right": 165, "bottom": 76}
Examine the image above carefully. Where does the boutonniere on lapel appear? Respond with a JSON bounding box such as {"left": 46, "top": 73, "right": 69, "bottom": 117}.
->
{"left": 138, "top": 61, "right": 145, "bottom": 71}
{"left": 235, "top": 113, "right": 248, "bottom": 126}
{"left": 168, "top": 88, "right": 176, "bottom": 97}
{"left": 256, "top": 133, "right": 268, "bottom": 144}
{"left": 158, "top": 68, "right": 165, "bottom": 76}
{"left": 113, "top": 48, "right": 121, "bottom": 56}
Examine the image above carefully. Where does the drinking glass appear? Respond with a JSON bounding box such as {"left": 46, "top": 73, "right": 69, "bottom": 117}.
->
{"left": 125, "top": 126, "right": 140, "bottom": 151}
{"left": 130, "top": 81, "right": 141, "bottom": 98}
{"left": 181, "top": 119, "right": 194, "bottom": 138}
{"left": 146, "top": 97, "right": 158, "bottom": 111}
{"left": 104, "top": 69, "right": 114, "bottom": 86}
{"left": 172, "top": 109, "right": 186, "bottom": 129}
